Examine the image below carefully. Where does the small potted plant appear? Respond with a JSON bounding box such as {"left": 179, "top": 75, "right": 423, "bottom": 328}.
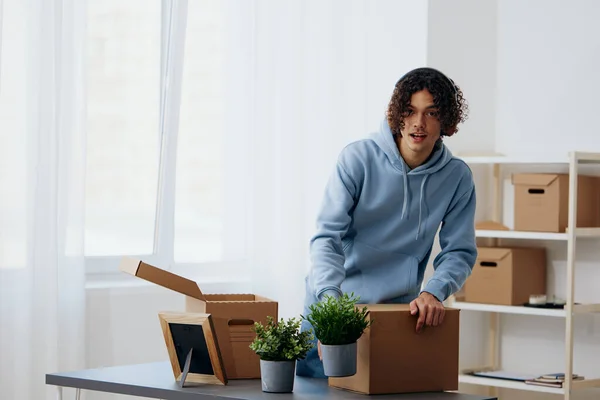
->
{"left": 303, "top": 292, "right": 372, "bottom": 377}
{"left": 249, "top": 316, "right": 314, "bottom": 393}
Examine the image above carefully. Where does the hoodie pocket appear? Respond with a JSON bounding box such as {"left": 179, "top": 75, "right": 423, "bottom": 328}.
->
{"left": 341, "top": 240, "right": 419, "bottom": 304}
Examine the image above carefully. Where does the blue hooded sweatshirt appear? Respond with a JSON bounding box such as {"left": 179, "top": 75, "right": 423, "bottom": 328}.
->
{"left": 306, "top": 118, "right": 477, "bottom": 306}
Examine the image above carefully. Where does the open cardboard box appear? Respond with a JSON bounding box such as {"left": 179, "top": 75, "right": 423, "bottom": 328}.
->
{"left": 119, "top": 257, "right": 278, "bottom": 379}
{"left": 328, "top": 304, "right": 459, "bottom": 394}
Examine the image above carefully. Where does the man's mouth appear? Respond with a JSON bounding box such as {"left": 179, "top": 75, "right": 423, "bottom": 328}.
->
{"left": 409, "top": 133, "right": 427, "bottom": 143}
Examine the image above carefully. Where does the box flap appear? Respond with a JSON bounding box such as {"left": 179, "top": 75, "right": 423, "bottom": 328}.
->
{"left": 477, "top": 248, "right": 511, "bottom": 262}
{"left": 118, "top": 257, "right": 206, "bottom": 302}
{"left": 512, "top": 173, "right": 559, "bottom": 187}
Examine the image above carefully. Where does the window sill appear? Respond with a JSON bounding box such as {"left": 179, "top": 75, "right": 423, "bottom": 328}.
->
{"left": 85, "top": 257, "right": 252, "bottom": 292}
{"left": 85, "top": 271, "right": 252, "bottom": 292}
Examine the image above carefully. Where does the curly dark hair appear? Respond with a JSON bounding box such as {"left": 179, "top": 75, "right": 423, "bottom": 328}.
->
{"left": 386, "top": 67, "right": 468, "bottom": 137}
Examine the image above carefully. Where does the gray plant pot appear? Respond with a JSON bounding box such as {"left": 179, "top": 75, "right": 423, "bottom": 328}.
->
{"left": 259, "top": 359, "right": 296, "bottom": 393}
{"left": 321, "top": 341, "right": 358, "bottom": 377}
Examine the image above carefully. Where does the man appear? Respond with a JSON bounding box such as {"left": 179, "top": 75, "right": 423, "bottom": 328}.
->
{"left": 296, "top": 67, "right": 477, "bottom": 378}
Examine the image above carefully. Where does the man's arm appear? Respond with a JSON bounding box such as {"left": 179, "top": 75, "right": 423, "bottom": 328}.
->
{"left": 423, "top": 181, "right": 477, "bottom": 302}
{"left": 410, "top": 175, "right": 477, "bottom": 332}
{"left": 309, "top": 157, "right": 359, "bottom": 301}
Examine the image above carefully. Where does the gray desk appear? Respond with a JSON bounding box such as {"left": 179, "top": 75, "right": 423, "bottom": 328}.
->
{"left": 46, "top": 361, "right": 497, "bottom": 400}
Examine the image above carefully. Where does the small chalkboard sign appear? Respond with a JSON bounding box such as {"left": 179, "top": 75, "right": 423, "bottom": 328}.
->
{"left": 159, "top": 312, "right": 227, "bottom": 386}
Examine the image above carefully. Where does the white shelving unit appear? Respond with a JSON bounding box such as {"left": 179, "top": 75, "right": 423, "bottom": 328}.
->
{"left": 448, "top": 151, "right": 600, "bottom": 400}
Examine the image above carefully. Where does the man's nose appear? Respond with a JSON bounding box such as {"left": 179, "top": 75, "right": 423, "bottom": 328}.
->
{"left": 413, "top": 114, "right": 425, "bottom": 128}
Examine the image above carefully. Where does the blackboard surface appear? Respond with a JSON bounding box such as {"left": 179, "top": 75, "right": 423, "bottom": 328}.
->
{"left": 169, "top": 322, "right": 214, "bottom": 375}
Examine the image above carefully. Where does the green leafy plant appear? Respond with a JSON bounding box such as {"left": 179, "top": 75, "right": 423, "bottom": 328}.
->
{"left": 303, "top": 292, "right": 372, "bottom": 345}
{"left": 249, "top": 316, "right": 315, "bottom": 361}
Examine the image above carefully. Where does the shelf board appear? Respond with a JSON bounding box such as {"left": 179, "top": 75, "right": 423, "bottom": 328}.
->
{"left": 451, "top": 301, "right": 600, "bottom": 316}
{"left": 573, "top": 303, "right": 600, "bottom": 314}
{"left": 458, "top": 374, "right": 563, "bottom": 394}
{"left": 476, "top": 229, "right": 567, "bottom": 240}
{"left": 459, "top": 374, "right": 600, "bottom": 393}
{"left": 572, "top": 227, "right": 600, "bottom": 237}
{"left": 572, "top": 377, "right": 600, "bottom": 390}
{"left": 476, "top": 228, "right": 600, "bottom": 240}
{"left": 460, "top": 155, "right": 568, "bottom": 165}
{"left": 451, "top": 302, "right": 566, "bottom": 317}
{"left": 574, "top": 151, "right": 600, "bottom": 164}
{"left": 459, "top": 151, "right": 600, "bottom": 165}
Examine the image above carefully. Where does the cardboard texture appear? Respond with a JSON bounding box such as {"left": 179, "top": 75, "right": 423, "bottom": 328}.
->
{"left": 512, "top": 173, "right": 600, "bottom": 232}
{"left": 464, "top": 246, "right": 546, "bottom": 306}
{"left": 119, "top": 257, "right": 278, "bottom": 379}
{"left": 328, "top": 304, "right": 459, "bottom": 395}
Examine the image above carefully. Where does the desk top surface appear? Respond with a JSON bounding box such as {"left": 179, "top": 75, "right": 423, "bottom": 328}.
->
{"left": 46, "top": 361, "right": 496, "bottom": 400}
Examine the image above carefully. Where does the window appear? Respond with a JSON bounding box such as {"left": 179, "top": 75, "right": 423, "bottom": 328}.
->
{"left": 84, "top": 0, "right": 248, "bottom": 275}
{"left": 174, "top": 1, "right": 225, "bottom": 263}
{"left": 85, "top": 0, "right": 161, "bottom": 257}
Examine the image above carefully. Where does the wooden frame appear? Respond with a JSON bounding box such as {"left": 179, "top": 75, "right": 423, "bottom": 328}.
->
{"left": 159, "top": 312, "right": 227, "bottom": 386}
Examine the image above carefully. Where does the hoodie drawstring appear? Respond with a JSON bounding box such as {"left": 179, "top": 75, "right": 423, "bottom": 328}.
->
{"left": 374, "top": 119, "right": 445, "bottom": 241}
{"left": 401, "top": 172, "right": 429, "bottom": 240}
{"left": 416, "top": 175, "right": 429, "bottom": 240}
{"left": 401, "top": 171, "right": 408, "bottom": 220}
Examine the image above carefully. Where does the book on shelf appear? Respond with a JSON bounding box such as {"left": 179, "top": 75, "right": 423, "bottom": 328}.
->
{"left": 524, "top": 373, "right": 584, "bottom": 388}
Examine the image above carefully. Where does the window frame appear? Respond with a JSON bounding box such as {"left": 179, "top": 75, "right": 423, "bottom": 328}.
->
{"left": 84, "top": 0, "right": 251, "bottom": 284}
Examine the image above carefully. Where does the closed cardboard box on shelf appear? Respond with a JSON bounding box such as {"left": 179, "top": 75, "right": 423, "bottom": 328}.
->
{"left": 512, "top": 173, "right": 600, "bottom": 232}
{"left": 464, "top": 247, "right": 546, "bottom": 306}
{"left": 119, "top": 257, "right": 278, "bottom": 380}
{"left": 328, "top": 304, "right": 459, "bottom": 395}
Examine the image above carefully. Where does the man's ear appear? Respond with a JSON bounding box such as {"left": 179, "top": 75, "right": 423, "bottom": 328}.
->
{"left": 443, "top": 125, "right": 458, "bottom": 137}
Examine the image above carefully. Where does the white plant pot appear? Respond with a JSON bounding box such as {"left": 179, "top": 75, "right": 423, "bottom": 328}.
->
{"left": 321, "top": 341, "right": 358, "bottom": 377}
{"left": 259, "top": 359, "right": 296, "bottom": 393}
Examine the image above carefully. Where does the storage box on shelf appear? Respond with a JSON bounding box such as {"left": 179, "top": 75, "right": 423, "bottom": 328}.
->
{"left": 463, "top": 246, "right": 546, "bottom": 306}
{"left": 512, "top": 173, "right": 600, "bottom": 233}
{"left": 448, "top": 151, "right": 600, "bottom": 399}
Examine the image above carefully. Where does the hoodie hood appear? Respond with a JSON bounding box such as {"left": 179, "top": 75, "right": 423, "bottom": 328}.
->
{"left": 371, "top": 117, "right": 454, "bottom": 238}
{"left": 371, "top": 117, "right": 453, "bottom": 175}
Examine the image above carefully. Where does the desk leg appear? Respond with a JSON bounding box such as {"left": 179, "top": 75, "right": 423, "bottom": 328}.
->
{"left": 75, "top": 388, "right": 81, "bottom": 400}
{"left": 56, "top": 387, "right": 63, "bottom": 400}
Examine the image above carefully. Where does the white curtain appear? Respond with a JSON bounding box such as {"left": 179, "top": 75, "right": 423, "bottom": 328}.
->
{"left": 0, "top": 1, "right": 87, "bottom": 399}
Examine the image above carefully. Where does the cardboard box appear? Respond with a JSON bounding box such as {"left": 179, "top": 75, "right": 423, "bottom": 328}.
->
{"left": 464, "top": 247, "right": 546, "bottom": 306}
{"left": 328, "top": 304, "right": 459, "bottom": 395}
{"left": 512, "top": 173, "right": 600, "bottom": 232}
{"left": 119, "top": 257, "right": 278, "bottom": 379}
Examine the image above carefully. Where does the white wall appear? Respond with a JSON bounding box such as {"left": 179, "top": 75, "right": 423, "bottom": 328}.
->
{"left": 84, "top": 1, "right": 600, "bottom": 400}
{"left": 495, "top": 0, "right": 600, "bottom": 159}
{"left": 427, "top": 0, "right": 497, "bottom": 156}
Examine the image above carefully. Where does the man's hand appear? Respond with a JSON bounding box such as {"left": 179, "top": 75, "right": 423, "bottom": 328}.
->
{"left": 409, "top": 292, "right": 445, "bottom": 333}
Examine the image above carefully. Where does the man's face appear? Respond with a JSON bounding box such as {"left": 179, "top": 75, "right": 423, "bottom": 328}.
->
{"left": 399, "top": 89, "right": 441, "bottom": 156}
